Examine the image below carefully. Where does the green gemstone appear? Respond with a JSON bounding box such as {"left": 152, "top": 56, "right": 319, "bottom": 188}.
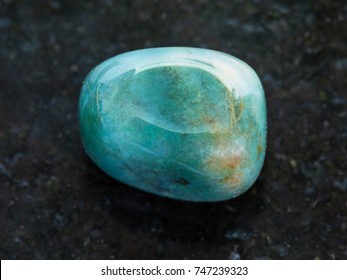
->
{"left": 79, "top": 47, "right": 266, "bottom": 201}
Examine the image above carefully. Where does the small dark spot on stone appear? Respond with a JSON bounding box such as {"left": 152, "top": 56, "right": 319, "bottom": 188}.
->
{"left": 257, "top": 144, "right": 262, "bottom": 159}
{"left": 173, "top": 177, "right": 190, "bottom": 185}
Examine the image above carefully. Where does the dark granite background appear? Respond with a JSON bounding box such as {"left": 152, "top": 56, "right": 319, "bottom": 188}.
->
{"left": 1, "top": 0, "right": 347, "bottom": 259}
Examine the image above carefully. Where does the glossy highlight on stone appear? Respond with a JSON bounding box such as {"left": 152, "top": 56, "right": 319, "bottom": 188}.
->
{"left": 79, "top": 47, "right": 266, "bottom": 202}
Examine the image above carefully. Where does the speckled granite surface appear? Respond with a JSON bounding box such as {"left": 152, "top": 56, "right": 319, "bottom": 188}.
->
{"left": 0, "top": 0, "right": 346, "bottom": 259}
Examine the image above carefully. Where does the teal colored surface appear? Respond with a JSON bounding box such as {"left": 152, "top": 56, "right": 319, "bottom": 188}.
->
{"left": 79, "top": 47, "right": 266, "bottom": 201}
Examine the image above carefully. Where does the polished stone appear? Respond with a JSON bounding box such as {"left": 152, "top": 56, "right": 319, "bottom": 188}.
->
{"left": 79, "top": 47, "right": 266, "bottom": 201}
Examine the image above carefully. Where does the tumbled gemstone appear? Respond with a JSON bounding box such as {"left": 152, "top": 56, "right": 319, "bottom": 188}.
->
{"left": 79, "top": 47, "right": 266, "bottom": 201}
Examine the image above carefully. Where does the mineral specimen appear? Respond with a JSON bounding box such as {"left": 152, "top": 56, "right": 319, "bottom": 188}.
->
{"left": 79, "top": 47, "right": 266, "bottom": 201}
